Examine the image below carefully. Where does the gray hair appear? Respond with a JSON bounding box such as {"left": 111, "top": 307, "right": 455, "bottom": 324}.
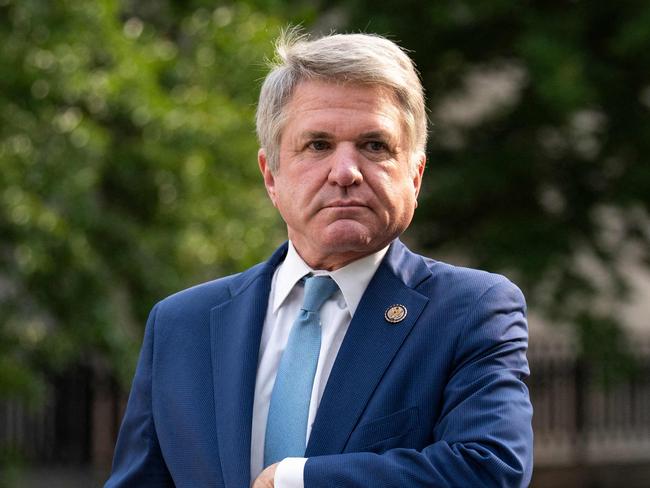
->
{"left": 256, "top": 29, "right": 428, "bottom": 172}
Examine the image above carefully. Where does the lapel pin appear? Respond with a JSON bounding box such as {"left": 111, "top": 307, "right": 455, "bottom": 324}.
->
{"left": 384, "top": 304, "right": 407, "bottom": 323}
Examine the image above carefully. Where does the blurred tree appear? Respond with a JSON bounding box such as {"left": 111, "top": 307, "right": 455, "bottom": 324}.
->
{"left": 322, "top": 0, "right": 650, "bottom": 363}
{"left": 0, "top": 0, "right": 291, "bottom": 406}
{"left": 2, "top": 0, "right": 649, "bottom": 446}
{"left": 1, "top": 0, "right": 648, "bottom": 479}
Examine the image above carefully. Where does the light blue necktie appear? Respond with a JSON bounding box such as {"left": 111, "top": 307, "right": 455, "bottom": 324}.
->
{"left": 264, "top": 275, "right": 338, "bottom": 467}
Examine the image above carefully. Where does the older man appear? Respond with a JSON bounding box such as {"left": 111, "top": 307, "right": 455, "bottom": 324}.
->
{"left": 106, "top": 32, "right": 533, "bottom": 488}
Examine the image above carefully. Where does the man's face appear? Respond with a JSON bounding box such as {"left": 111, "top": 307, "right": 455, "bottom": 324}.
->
{"left": 258, "top": 80, "right": 425, "bottom": 270}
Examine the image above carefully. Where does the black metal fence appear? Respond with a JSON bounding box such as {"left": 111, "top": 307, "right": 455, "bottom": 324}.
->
{"left": 528, "top": 340, "right": 650, "bottom": 466}
{"left": 0, "top": 367, "right": 122, "bottom": 468}
{"left": 2, "top": 343, "right": 650, "bottom": 469}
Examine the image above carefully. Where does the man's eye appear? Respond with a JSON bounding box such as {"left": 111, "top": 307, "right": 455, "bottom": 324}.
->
{"left": 308, "top": 140, "right": 330, "bottom": 151}
{"left": 365, "top": 141, "right": 388, "bottom": 152}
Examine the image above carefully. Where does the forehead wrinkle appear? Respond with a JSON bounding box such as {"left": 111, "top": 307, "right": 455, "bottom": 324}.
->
{"left": 298, "top": 112, "right": 401, "bottom": 136}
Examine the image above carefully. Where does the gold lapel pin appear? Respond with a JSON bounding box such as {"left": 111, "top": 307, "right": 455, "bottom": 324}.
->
{"left": 384, "top": 304, "right": 407, "bottom": 323}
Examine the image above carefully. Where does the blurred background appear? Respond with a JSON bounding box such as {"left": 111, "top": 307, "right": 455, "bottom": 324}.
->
{"left": 1, "top": 1, "right": 649, "bottom": 486}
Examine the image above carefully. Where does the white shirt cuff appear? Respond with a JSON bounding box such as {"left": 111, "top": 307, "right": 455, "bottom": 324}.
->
{"left": 274, "top": 457, "right": 307, "bottom": 488}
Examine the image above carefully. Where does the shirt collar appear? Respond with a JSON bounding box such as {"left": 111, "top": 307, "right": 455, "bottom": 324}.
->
{"left": 272, "top": 241, "right": 389, "bottom": 317}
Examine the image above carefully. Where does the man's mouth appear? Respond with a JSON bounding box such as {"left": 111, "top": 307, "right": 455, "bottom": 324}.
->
{"left": 324, "top": 200, "right": 367, "bottom": 208}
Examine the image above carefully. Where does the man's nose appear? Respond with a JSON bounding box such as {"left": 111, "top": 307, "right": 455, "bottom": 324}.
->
{"left": 327, "top": 144, "right": 363, "bottom": 187}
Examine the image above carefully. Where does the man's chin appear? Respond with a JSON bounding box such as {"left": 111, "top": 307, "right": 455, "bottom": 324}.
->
{"left": 318, "top": 224, "right": 385, "bottom": 254}
{"left": 291, "top": 224, "right": 392, "bottom": 269}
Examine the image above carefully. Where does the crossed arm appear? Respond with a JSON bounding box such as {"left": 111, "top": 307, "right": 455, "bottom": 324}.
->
{"left": 254, "top": 279, "right": 533, "bottom": 487}
{"left": 107, "top": 278, "right": 532, "bottom": 487}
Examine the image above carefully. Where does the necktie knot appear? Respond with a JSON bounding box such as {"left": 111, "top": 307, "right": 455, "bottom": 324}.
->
{"left": 301, "top": 275, "right": 338, "bottom": 312}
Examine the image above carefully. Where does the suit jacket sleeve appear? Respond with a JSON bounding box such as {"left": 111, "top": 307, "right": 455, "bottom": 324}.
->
{"left": 105, "top": 304, "right": 174, "bottom": 487}
{"left": 304, "top": 278, "right": 533, "bottom": 487}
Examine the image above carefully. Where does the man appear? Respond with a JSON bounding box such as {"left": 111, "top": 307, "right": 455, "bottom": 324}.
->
{"left": 106, "top": 31, "right": 533, "bottom": 488}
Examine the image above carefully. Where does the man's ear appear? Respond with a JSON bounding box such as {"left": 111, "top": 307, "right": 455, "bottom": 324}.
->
{"left": 258, "top": 148, "right": 278, "bottom": 208}
{"left": 412, "top": 151, "right": 426, "bottom": 206}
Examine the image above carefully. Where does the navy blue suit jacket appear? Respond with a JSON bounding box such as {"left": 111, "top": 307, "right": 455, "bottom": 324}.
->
{"left": 106, "top": 240, "right": 533, "bottom": 487}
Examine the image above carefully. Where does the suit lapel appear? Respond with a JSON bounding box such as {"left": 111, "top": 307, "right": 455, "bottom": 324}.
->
{"left": 210, "top": 244, "right": 286, "bottom": 488}
{"left": 306, "top": 241, "right": 431, "bottom": 456}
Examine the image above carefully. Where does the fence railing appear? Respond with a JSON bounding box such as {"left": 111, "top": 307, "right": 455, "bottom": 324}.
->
{"left": 2, "top": 342, "right": 650, "bottom": 468}
{"left": 0, "top": 367, "right": 122, "bottom": 468}
{"left": 528, "top": 340, "right": 650, "bottom": 465}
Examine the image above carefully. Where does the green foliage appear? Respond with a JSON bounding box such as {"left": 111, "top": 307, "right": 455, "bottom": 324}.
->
{"left": 0, "top": 0, "right": 287, "bottom": 396}
{"left": 333, "top": 0, "right": 650, "bottom": 361}
{"left": 2, "top": 0, "right": 649, "bottom": 419}
{"left": 576, "top": 313, "right": 640, "bottom": 386}
{"left": 0, "top": 446, "right": 24, "bottom": 488}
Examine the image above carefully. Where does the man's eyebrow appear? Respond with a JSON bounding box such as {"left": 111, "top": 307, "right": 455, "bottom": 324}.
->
{"left": 297, "top": 130, "right": 395, "bottom": 141}
{"left": 359, "top": 131, "right": 394, "bottom": 141}
{"left": 300, "top": 131, "right": 333, "bottom": 140}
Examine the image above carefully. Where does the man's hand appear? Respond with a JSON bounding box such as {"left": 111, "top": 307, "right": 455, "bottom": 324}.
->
{"left": 252, "top": 463, "right": 278, "bottom": 488}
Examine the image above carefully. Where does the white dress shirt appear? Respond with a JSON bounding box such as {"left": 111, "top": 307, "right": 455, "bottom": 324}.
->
{"left": 250, "top": 241, "right": 388, "bottom": 487}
